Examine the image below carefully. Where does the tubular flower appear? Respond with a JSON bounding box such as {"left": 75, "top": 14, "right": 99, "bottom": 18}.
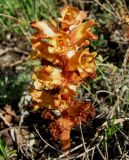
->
{"left": 30, "top": 5, "right": 98, "bottom": 150}
{"left": 30, "top": 88, "right": 54, "bottom": 109}
{"left": 53, "top": 86, "right": 77, "bottom": 112}
{"left": 58, "top": 6, "right": 87, "bottom": 30}
{"left": 66, "top": 49, "right": 97, "bottom": 75}
{"left": 32, "top": 65, "right": 63, "bottom": 90}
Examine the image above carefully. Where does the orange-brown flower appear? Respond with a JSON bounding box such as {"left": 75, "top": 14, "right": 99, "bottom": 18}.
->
{"left": 53, "top": 86, "right": 77, "bottom": 112}
{"left": 29, "top": 41, "right": 57, "bottom": 62}
{"left": 30, "top": 88, "right": 54, "bottom": 109}
{"left": 31, "top": 20, "right": 58, "bottom": 38}
{"left": 69, "top": 20, "right": 98, "bottom": 46}
{"left": 59, "top": 6, "right": 87, "bottom": 30}
{"left": 66, "top": 49, "right": 96, "bottom": 73}
{"left": 32, "top": 65, "right": 63, "bottom": 90}
{"left": 61, "top": 101, "right": 95, "bottom": 124}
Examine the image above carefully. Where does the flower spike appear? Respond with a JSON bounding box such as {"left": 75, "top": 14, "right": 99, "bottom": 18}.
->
{"left": 30, "top": 5, "right": 98, "bottom": 150}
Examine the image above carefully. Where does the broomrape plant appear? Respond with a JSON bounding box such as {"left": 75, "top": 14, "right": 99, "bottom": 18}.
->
{"left": 30, "top": 5, "right": 98, "bottom": 150}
